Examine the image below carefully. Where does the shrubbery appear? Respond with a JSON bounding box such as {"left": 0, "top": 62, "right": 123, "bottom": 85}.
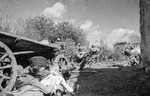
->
{"left": 0, "top": 16, "right": 88, "bottom": 60}
{"left": 0, "top": 15, "right": 128, "bottom": 66}
{"left": 0, "top": 16, "right": 87, "bottom": 44}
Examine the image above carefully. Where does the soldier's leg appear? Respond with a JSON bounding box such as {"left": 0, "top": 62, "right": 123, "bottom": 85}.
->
{"left": 79, "top": 59, "right": 86, "bottom": 70}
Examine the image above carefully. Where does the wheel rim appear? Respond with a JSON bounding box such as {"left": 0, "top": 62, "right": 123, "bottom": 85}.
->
{"left": 0, "top": 41, "right": 17, "bottom": 92}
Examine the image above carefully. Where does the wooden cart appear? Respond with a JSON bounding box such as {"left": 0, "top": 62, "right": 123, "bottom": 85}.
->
{"left": 0, "top": 31, "right": 69, "bottom": 92}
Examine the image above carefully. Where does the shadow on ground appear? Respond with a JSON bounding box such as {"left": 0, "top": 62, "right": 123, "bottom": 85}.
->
{"left": 69, "top": 66, "right": 150, "bottom": 96}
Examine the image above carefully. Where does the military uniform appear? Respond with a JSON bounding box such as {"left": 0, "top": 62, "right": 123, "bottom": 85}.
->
{"left": 11, "top": 56, "right": 54, "bottom": 96}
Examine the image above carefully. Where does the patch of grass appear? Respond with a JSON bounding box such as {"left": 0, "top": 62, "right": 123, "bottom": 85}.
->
{"left": 70, "top": 66, "right": 150, "bottom": 96}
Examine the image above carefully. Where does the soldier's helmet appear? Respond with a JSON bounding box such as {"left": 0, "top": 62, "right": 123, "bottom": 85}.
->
{"left": 77, "top": 43, "right": 81, "bottom": 46}
{"left": 56, "top": 37, "right": 61, "bottom": 42}
{"left": 29, "top": 56, "right": 49, "bottom": 67}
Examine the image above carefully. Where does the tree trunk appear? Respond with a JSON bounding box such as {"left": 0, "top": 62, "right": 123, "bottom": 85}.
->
{"left": 140, "top": 0, "right": 150, "bottom": 73}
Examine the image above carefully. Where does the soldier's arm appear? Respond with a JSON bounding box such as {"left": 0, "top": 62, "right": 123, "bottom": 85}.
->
{"left": 29, "top": 78, "right": 54, "bottom": 94}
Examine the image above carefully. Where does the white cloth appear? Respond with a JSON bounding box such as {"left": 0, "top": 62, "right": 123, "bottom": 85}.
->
{"left": 40, "top": 72, "right": 73, "bottom": 93}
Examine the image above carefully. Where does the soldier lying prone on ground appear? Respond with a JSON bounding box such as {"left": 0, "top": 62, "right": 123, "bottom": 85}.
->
{"left": 3, "top": 56, "right": 61, "bottom": 96}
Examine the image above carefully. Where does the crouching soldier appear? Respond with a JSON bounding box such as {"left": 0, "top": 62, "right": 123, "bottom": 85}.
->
{"left": 75, "top": 48, "right": 87, "bottom": 70}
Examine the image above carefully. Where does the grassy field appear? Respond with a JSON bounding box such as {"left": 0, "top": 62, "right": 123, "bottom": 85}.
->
{"left": 69, "top": 64, "right": 150, "bottom": 96}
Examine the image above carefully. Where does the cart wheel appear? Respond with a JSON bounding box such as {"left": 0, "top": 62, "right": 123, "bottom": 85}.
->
{"left": 0, "top": 41, "right": 17, "bottom": 92}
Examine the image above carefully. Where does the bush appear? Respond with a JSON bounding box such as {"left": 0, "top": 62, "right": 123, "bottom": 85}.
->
{"left": 0, "top": 16, "right": 88, "bottom": 64}
{"left": 0, "top": 16, "right": 128, "bottom": 66}
{"left": 54, "top": 21, "right": 87, "bottom": 44}
{"left": 0, "top": 18, "right": 14, "bottom": 33}
{"left": 64, "top": 38, "right": 77, "bottom": 58}
{"left": 24, "top": 15, "right": 55, "bottom": 41}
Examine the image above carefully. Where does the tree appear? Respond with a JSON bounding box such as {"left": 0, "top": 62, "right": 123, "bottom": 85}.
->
{"left": 24, "top": 15, "right": 55, "bottom": 41}
{"left": 0, "top": 18, "right": 13, "bottom": 33}
{"left": 54, "top": 21, "right": 87, "bottom": 45}
{"left": 23, "top": 16, "right": 87, "bottom": 45}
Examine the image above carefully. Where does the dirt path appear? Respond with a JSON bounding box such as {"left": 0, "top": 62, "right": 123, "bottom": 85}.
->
{"left": 69, "top": 66, "right": 150, "bottom": 96}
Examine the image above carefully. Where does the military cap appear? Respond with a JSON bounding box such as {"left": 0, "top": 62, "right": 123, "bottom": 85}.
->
{"left": 29, "top": 56, "right": 49, "bottom": 67}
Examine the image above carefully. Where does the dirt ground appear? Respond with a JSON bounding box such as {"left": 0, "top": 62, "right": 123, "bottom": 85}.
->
{"left": 69, "top": 63, "right": 150, "bottom": 96}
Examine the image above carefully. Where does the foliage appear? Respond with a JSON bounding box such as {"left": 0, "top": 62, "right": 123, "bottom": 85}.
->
{"left": 0, "top": 18, "right": 13, "bottom": 33}
{"left": 0, "top": 16, "right": 130, "bottom": 66}
{"left": 93, "top": 40, "right": 113, "bottom": 62}
{"left": 24, "top": 15, "right": 55, "bottom": 41}
{"left": 0, "top": 16, "right": 88, "bottom": 62}
{"left": 0, "top": 18, "right": 26, "bottom": 36}
{"left": 54, "top": 21, "right": 87, "bottom": 44}
{"left": 23, "top": 15, "right": 87, "bottom": 45}
{"left": 64, "top": 38, "right": 77, "bottom": 58}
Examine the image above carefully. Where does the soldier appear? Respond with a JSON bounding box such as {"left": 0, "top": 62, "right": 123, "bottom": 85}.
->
{"left": 90, "top": 43, "right": 100, "bottom": 55}
{"left": 7, "top": 56, "right": 61, "bottom": 96}
{"left": 75, "top": 46, "right": 87, "bottom": 70}
{"left": 89, "top": 43, "right": 100, "bottom": 63}
{"left": 55, "top": 37, "right": 65, "bottom": 50}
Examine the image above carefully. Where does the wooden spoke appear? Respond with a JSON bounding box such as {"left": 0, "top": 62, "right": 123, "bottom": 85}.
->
{"left": 0, "top": 41, "right": 17, "bottom": 92}
{"left": 0, "top": 86, "right": 4, "bottom": 91}
{"left": 0, "top": 83, "right": 4, "bottom": 91}
{"left": 0, "top": 61, "right": 10, "bottom": 63}
{"left": 0, "top": 78, "right": 3, "bottom": 83}
{"left": 0, "top": 78, "right": 4, "bottom": 84}
{"left": 0, "top": 74, "right": 11, "bottom": 79}
{"left": 0, "top": 78, "right": 4, "bottom": 91}
{"left": 0, "top": 53, "right": 8, "bottom": 61}
{"left": 0, "top": 65, "right": 12, "bottom": 70}
{"left": 0, "top": 52, "right": 5, "bottom": 54}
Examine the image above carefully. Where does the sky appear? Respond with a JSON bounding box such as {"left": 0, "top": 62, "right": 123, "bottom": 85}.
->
{"left": 0, "top": 0, "right": 140, "bottom": 48}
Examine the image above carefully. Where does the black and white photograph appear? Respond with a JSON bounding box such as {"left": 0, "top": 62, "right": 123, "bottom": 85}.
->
{"left": 0, "top": 0, "right": 149, "bottom": 96}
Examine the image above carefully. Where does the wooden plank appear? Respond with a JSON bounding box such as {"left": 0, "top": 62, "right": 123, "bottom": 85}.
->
{"left": 13, "top": 51, "right": 34, "bottom": 55}
{"left": 0, "top": 31, "right": 61, "bottom": 52}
